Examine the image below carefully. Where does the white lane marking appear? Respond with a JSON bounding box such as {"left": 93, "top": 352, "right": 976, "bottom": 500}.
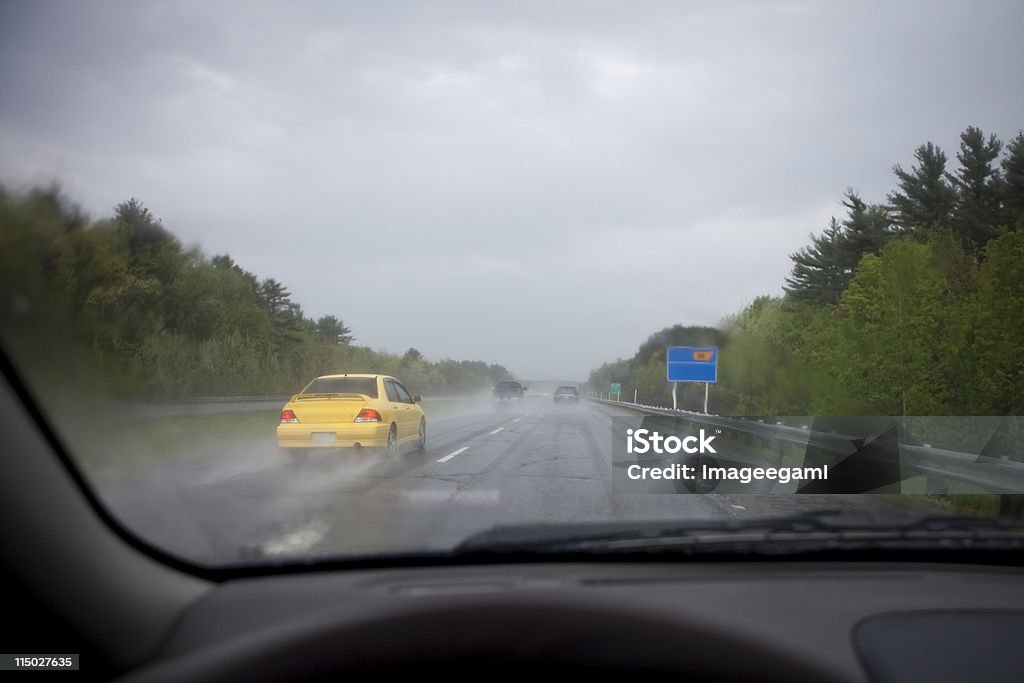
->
{"left": 489, "top": 427, "right": 504, "bottom": 435}
{"left": 731, "top": 504, "right": 747, "bottom": 511}
{"left": 260, "top": 520, "right": 328, "bottom": 557}
{"left": 512, "top": 418, "right": 521, "bottom": 423}
{"left": 437, "top": 446, "right": 469, "bottom": 463}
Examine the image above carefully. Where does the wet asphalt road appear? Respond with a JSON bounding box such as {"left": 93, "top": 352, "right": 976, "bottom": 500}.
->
{"left": 88, "top": 399, "right": 919, "bottom": 564}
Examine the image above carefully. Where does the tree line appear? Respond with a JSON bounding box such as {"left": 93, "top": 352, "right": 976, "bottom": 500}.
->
{"left": 0, "top": 187, "right": 513, "bottom": 399}
{"left": 590, "top": 126, "right": 1024, "bottom": 418}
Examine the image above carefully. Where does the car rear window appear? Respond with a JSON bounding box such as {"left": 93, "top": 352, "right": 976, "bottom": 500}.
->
{"left": 303, "top": 377, "right": 378, "bottom": 397}
{"left": 556, "top": 387, "right": 578, "bottom": 394}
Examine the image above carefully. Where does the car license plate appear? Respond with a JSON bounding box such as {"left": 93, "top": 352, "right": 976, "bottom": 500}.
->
{"left": 312, "top": 432, "right": 336, "bottom": 443}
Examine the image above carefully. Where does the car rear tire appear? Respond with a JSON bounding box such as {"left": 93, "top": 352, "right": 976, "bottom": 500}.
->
{"left": 416, "top": 419, "right": 426, "bottom": 451}
{"left": 386, "top": 425, "right": 398, "bottom": 456}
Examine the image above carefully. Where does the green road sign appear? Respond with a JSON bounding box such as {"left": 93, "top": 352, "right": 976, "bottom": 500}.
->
{"left": 611, "top": 383, "right": 622, "bottom": 394}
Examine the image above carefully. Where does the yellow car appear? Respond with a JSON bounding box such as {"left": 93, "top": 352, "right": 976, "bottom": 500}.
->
{"left": 276, "top": 374, "right": 425, "bottom": 456}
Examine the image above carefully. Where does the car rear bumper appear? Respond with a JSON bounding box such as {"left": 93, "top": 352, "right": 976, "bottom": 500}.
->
{"left": 276, "top": 422, "right": 390, "bottom": 449}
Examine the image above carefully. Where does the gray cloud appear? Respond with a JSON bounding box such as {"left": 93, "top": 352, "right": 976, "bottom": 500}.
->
{"left": 2, "top": 0, "right": 1022, "bottom": 378}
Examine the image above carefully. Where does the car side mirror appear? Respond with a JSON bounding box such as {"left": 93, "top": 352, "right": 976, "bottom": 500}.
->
{"left": 413, "top": 395, "right": 422, "bottom": 403}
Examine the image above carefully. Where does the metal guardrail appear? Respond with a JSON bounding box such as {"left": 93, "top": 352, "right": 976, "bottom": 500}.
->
{"left": 117, "top": 396, "right": 289, "bottom": 419}
{"left": 122, "top": 393, "right": 487, "bottom": 418}
{"left": 592, "top": 398, "right": 1024, "bottom": 495}
{"left": 138, "top": 395, "right": 291, "bottom": 405}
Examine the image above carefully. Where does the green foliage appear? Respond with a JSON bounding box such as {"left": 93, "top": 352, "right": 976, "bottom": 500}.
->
{"left": 973, "top": 231, "right": 1024, "bottom": 413}
{"left": 587, "top": 326, "right": 725, "bottom": 411}
{"left": 632, "top": 325, "right": 726, "bottom": 366}
{"left": 833, "top": 239, "right": 953, "bottom": 415}
{"left": 588, "top": 359, "right": 630, "bottom": 395}
{"left": 595, "top": 125, "right": 1022, "bottom": 417}
{"left": 0, "top": 186, "right": 512, "bottom": 399}
{"left": 719, "top": 297, "right": 819, "bottom": 414}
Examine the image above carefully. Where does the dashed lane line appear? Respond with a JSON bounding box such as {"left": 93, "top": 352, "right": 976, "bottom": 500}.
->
{"left": 437, "top": 446, "right": 469, "bottom": 463}
{"left": 436, "top": 419, "right": 520, "bottom": 465}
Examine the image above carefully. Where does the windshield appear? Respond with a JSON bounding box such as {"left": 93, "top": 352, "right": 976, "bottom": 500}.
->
{"left": 1, "top": 1, "right": 1022, "bottom": 566}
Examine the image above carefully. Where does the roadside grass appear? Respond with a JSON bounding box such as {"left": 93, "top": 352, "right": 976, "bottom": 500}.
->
{"left": 64, "top": 396, "right": 486, "bottom": 468}
{"left": 922, "top": 494, "right": 1001, "bottom": 516}
{"left": 899, "top": 476, "right": 1001, "bottom": 516}
{"left": 68, "top": 409, "right": 278, "bottom": 470}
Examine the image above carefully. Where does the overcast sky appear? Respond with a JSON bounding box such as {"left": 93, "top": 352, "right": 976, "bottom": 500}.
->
{"left": 2, "top": 1, "right": 1022, "bottom": 380}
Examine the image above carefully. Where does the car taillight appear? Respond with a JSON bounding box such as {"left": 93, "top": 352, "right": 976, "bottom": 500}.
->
{"left": 280, "top": 409, "right": 299, "bottom": 424}
{"left": 354, "top": 408, "right": 382, "bottom": 423}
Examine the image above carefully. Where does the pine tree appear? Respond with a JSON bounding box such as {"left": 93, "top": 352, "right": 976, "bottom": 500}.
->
{"left": 784, "top": 217, "right": 848, "bottom": 305}
{"left": 888, "top": 142, "right": 957, "bottom": 237}
{"left": 258, "top": 278, "right": 304, "bottom": 348}
{"left": 315, "top": 315, "right": 353, "bottom": 346}
{"left": 1001, "top": 131, "right": 1024, "bottom": 230}
{"left": 949, "top": 126, "right": 1003, "bottom": 254}
{"left": 841, "top": 189, "right": 892, "bottom": 261}
{"left": 784, "top": 192, "right": 891, "bottom": 306}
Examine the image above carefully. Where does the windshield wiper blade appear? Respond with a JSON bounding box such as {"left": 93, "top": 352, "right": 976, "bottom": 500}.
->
{"left": 456, "top": 510, "right": 1024, "bottom": 555}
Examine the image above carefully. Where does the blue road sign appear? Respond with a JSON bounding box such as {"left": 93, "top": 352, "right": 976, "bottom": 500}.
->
{"left": 666, "top": 346, "right": 717, "bottom": 383}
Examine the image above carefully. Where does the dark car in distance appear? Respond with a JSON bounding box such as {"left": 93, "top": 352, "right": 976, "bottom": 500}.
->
{"left": 553, "top": 385, "right": 580, "bottom": 404}
{"left": 493, "top": 380, "right": 526, "bottom": 401}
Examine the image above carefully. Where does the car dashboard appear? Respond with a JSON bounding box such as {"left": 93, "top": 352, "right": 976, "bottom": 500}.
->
{"left": 111, "top": 560, "right": 1024, "bottom": 682}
